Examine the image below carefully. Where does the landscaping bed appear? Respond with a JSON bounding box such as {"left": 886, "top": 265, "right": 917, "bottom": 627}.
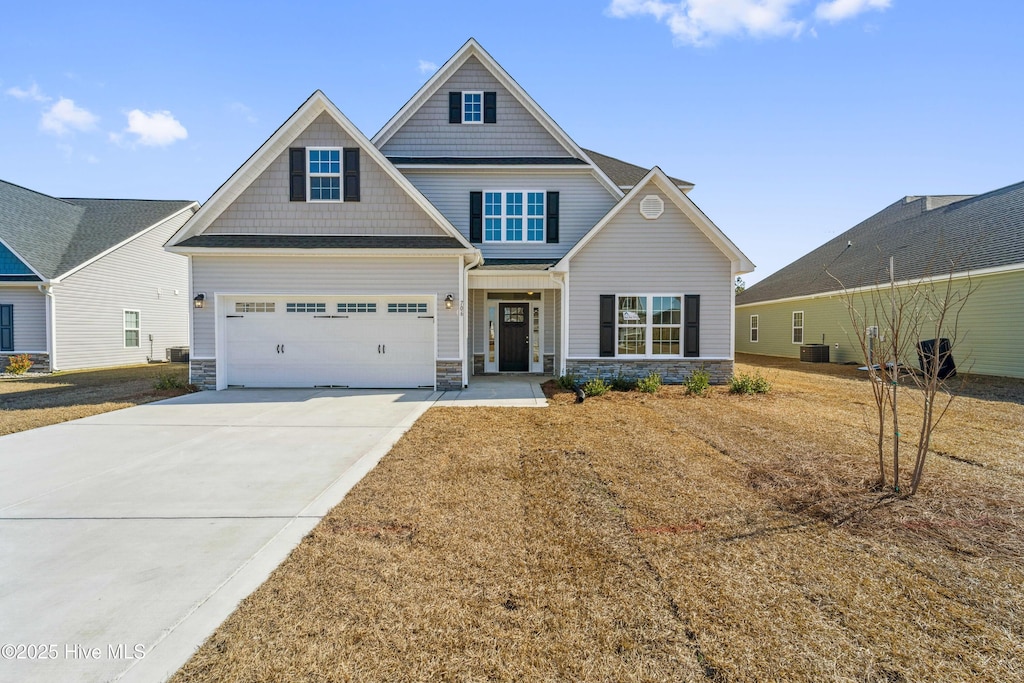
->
{"left": 171, "top": 359, "right": 1024, "bottom": 681}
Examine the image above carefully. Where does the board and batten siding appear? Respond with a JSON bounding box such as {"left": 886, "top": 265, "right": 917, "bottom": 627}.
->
{"left": 403, "top": 170, "right": 617, "bottom": 260}
{"left": 736, "top": 268, "right": 1024, "bottom": 379}
{"left": 206, "top": 112, "right": 447, "bottom": 237}
{"left": 53, "top": 209, "right": 192, "bottom": 370}
{"left": 0, "top": 286, "right": 47, "bottom": 352}
{"left": 380, "top": 56, "right": 571, "bottom": 159}
{"left": 568, "top": 188, "right": 733, "bottom": 358}
{"left": 191, "top": 255, "right": 462, "bottom": 359}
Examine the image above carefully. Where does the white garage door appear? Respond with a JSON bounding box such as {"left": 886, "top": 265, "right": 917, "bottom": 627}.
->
{"left": 222, "top": 296, "right": 436, "bottom": 388}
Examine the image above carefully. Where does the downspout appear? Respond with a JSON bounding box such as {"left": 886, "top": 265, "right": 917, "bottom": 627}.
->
{"left": 462, "top": 251, "right": 483, "bottom": 388}
{"left": 37, "top": 283, "right": 57, "bottom": 371}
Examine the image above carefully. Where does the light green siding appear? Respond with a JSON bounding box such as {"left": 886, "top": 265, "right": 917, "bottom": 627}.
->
{"left": 736, "top": 268, "right": 1024, "bottom": 378}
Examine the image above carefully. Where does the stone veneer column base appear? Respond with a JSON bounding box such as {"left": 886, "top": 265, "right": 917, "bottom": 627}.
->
{"left": 12, "top": 352, "right": 51, "bottom": 373}
{"left": 436, "top": 360, "right": 463, "bottom": 391}
{"left": 564, "top": 359, "right": 733, "bottom": 385}
{"left": 473, "top": 354, "right": 485, "bottom": 376}
{"left": 190, "top": 359, "right": 217, "bottom": 390}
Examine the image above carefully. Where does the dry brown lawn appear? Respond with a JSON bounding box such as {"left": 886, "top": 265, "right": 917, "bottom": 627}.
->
{"left": 0, "top": 363, "right": 190, "bottom": 435}
{"left": 172, "top": 356, "right": 1024, "bottom": 682}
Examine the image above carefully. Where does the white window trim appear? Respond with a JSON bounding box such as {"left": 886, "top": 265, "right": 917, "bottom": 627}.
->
{"left": 750, "top": 314, "right": 759, "bottom": 343}
{"left": 482, "top": 190, "right": 546, "bottom": 243}
{"left": 615, "top": 294, "right": 683, "bottom": 358}
{"left": 792, "top": 311, "right": 804, "bottom": 344}
{"left": 462, "top": 91, "right": 483, "bottom": 124}
{"left": 124, "top": 309, "right": 140, "bottom": 349}
{"left": 307, "top": 146, "right": 344, "bottom": 203}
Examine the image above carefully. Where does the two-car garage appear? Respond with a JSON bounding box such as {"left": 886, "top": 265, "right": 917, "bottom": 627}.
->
{"left": 220, "top": 295, "right": 436, "bottom": 388}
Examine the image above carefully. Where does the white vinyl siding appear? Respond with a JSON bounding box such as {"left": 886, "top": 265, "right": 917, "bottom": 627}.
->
{"left": 0, "top": 287, "right": 47, "bottom": 352}
{"left": 568, "top": 188, "right": 733, "bottom": 359}
{"left": 190, "top": 255, "right": 462, "bottom": 360}
{"left": 380, "top": 56, "right": 571, "bottom": 158}
{"left": 53, "top": 208, "right": 192, "bottom": 369}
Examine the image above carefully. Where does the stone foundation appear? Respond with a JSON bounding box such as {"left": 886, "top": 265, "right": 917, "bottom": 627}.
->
{"left": 473, "top": 353, "right": 485, "bottom": 376}
{"left": 190, "top": 358, "right": 217, "bottom": 390}
{"left": 543, "top": 354, "right": 555, "bottom": 375}
{"left": 9, "top": 352, "right": 51, "bottom": 373}
{"left": 564, "top": 359, "right": 733, "bottom": 385}
{"left": 436, "top": 360, "right": 463, "bottom": 391}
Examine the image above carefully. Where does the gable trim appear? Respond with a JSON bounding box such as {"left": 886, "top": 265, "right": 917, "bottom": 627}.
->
{"left": 0, "top": 236, "right": 46, "bottom": 281}
{"left": 554, "top": 167, "right": 755, "bottom": 274}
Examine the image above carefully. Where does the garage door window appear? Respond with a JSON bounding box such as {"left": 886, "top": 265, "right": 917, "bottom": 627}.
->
{"left": 388, "top": 303, "right": 428, "bottom": 313}
{"left": 286, "top": 303, "right": 326, "bottom": 313}
{"left": 338, "top": 303, "right": 377, "bottom": 313}
{"left": 235, "top": 302, "right": 275, "bottom": 313}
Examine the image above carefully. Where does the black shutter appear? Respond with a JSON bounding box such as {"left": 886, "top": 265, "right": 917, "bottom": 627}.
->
{"left": 599, "top": 295, "right": 615, "bottom": 357}
{"left": 343, "top": 148, "right": 360, "bottom": 201}
{"left": 469, "top": 191, "right": 483, "bottom": 243}
{"left": 0, "top": 304, "right": 12, "bottom": 352}
{"left": 684, "top": 295, "right": 700, "bottom": 357}
{"left": 289, "top": 147, "right": 306, "bottom": 201}
{"left": 546, "top": 191, "right": 559, "bottom": 243}
{"left": 449, "top": 92, "right": 462, "bottom": 123}
{"left": 483, "top": 91, "right": 497, "bottom": 123}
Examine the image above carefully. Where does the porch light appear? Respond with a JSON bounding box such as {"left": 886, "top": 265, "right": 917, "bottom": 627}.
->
{"left": 444, "top": 293, "right": 455, "bottom": 310}
{"left": 193, "top": 292, "right": 206, "bottom": 309}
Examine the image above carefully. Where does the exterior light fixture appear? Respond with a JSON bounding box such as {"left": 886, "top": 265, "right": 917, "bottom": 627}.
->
{"left": 193, "top": 292, "right": 206, "bottom": 309}
{"left": 444, "top": 293, "right": 455, "bottom": 310}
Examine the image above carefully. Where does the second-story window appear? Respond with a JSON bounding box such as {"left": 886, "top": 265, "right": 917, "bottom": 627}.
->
{"left": 308, "top": 148, "right": 341, "bottom": 201}
{"left": 483, "top": 191, "right": 545, "bottom": 242}
{"left": 463, "top": 92, "right": 482, "bottom": 123}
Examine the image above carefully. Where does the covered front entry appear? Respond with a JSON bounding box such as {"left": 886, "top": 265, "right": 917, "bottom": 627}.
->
{"left": 498, "top": 303, "right": 529, "bottom": 371}
{"left": 220, "top": 295, "right": 435, "bottom": 388}
{"left": 478, "top": 292, "right": 546, "bottom": 374}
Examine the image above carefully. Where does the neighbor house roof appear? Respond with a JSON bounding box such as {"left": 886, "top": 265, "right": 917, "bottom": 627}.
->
{"left": 737, "top": 180, "right": 1024, "bottom": 306}
{"left": 582, "top": 149, "right": 693, "bottom": 192}
{"left": 0, "top": 179, "right": 195, "bottom": 280}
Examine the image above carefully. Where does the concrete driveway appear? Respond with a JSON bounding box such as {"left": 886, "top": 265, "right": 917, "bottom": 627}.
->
{"left": 0, "top": 388, "right": 438, "bottom": 683}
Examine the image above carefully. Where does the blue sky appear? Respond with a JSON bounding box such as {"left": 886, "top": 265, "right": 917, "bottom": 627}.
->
{"left": 2, "top": 1, "right": 1021, "bottom": 284}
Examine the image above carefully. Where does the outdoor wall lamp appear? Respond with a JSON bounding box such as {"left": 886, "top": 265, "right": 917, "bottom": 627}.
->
{"left": 444, "top": 293, "right": 455, "bottom": 310}
{"left": 193, "top": 292, "right": 206, "bottom": 309}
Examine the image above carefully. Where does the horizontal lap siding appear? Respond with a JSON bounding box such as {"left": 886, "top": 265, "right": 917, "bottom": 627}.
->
{"left": 405, "top": 171, "right": 616, "bottom": 260}
{"left": 568, "top": 189, "right": 733, "bottom": 358}
{"left": 191, "top": 255, "right": 461, "bottom": 359}
{"left": 381, "top": 56, "right": 570, "bottom": 159}
{"left": 736, "top": 269, "right": 1024, "bottom": 378}
{"left": 0, "top": 287, "right": 47, "bottom": 352}
{"left": 207, "top": 113, "right": 446, "bottom": 237}
{"left": 54, "top": 211, "right": 192, "bottom": 369}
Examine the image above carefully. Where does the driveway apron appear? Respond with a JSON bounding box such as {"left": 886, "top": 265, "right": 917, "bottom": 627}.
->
{"left": 0, "top": 388, "right": 437, "bottom": 683}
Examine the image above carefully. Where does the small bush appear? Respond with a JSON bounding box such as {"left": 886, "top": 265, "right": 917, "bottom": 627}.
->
{"left": 556, "top": 373, "right": 580, "bottom": 391}
{"left": 5, "top": 354, "right": 32, "bottom": 375}
{"left": 636, "top": 371, "right": 662, "bottom": 394}
{"left": 154, "top": 371, "right": 189, "bottom": 391}
{"left": 582, "top": 377, "right": 610, "bottom": 396}
{"left": 729, "top": 371, "right": 773, "bottom": 395}
{"left": 610, "top": 373, "right": 637, "bottom": 392}
{"left": 684, "top": 368, "right": 711, "bottom": 396}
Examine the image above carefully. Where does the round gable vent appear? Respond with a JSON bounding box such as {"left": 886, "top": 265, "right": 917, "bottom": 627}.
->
{"left": 639, "top": 194, "right": 664, "bottom": 220}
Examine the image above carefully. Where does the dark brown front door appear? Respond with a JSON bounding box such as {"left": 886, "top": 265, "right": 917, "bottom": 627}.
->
{"left": 499, "top": 303, "right": 529, "bottom": 371}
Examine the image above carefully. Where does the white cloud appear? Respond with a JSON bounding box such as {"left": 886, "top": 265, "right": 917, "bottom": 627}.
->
{"left": 228, "top": 101, "right": 258, "bottom": 124}
{"left": 608, "top": 0, "right": 891, "bottom": 45}
{"left": 40, "top": 98, "right": 98, "bottom": 135}
{"left": 815, "top": 0, "right": 890, "bottom": 22}
{"left": 6, "top": 83, "right": 50, "bottom": 102}
{"left": 417, "top": 59, "right": 438, "bottom": 75}
{"left": 120, "top": 109, "right": 188, "bottom": 146}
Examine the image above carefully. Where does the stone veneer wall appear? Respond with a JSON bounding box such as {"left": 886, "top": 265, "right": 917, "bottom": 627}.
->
{"left": 565, "top": 359, "right": 733, "bottom": 385}
{"left": 17, "top": 352, "right": 50, "bottom": 373}
{"left": 473, "top": 354, "right": 485, "bottom": 376}
{"left": 436, "top": 360, "right": 463, "bottom": 391}
{"left": 190, "top": 359, "right": 217, "bottom": 390}
{"left": 543, "top": 354, "right": 555, "bottom": 375}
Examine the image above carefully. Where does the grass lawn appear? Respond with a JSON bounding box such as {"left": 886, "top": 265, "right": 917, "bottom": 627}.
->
{"left": 173, "top": 357, "right": 1024, "bottom": 682}
{"left": 0, "top": 363, "right": 190, "bottom": 435}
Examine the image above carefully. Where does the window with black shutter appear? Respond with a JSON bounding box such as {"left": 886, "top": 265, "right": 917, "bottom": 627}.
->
{"left": 343, "top": 148, "right": 360, "bottom": 201}
{"left": 684, "top": 294, "right": 700, "bottom": 357}
{"left": 449, "top": 92, "right": 462, "bottom": 124}
{"left": 546, "top": 191, "right": 559, "bottom": 243}
{"left": 469, "top": 191, "right": 483, "bottom": 243}
{"left": 289, "top": 147, "right": 305, "bottom": 201}
{"left": 483, "top": 91, "right": 496, "bottom": 123}
{"left": 599, "top": 295, "right": 615, "bottom": 357}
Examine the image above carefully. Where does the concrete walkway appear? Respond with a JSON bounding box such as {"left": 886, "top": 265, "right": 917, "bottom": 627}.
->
{"left": 437, "top": 375, "right": 549, "bottom": 407}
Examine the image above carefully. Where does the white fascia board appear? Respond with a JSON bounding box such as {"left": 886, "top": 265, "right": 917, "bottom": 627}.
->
{"left": 395, "top": 164, "right": 596, "bottom": 174}
{"left": 52, "top": 203, "right": 199, "bottom": 282}
{"left": 166, "top": 92, "right": 472, "bottom": 250}
{"left": 735, "top": 262, "right": 1024, "bottom": 309}
{"left": 0, "top": 235, "right": 46, "bottom": 280}
{"left": 165, "top": 247, "right": 476, "bottom": 258}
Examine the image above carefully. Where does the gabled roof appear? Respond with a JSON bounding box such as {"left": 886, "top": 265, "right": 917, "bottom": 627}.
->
{"left": 370, "top": 38, "right": 621, "bottom": 198}
{"left": 737, "top": 180, "right": 1024, "bottom": 306}
{"left": 583, "top": 149, "right": 693, "bottom": 192}
{"left": 555, "top": 167, "right": 754, "bottom": 273}
{"left": 0, "top": 178, "right": 196, "bottom": 281}
{"left": 166, "top": 91, "right": 474, "bottom": 250}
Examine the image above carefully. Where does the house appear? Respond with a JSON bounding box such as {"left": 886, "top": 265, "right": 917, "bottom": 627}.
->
{"left": 735, "top": 180, "right": 1024, "bottom": 378}
{"left": 166, "top": 39, "right": 753, "bottom": 391}
{"left": 0, "top": 179, "right": 198, "bottom": 372}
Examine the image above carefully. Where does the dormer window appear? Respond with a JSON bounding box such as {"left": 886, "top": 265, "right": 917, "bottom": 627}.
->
{"left": 449, "top": 91, "right": 497, "bottom": 124}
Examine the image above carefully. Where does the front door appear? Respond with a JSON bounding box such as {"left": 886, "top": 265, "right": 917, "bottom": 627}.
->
{"left": 499, "top": 303, "right": 529, "bottom": 371}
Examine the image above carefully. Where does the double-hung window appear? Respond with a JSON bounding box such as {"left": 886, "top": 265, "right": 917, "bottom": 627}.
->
{"left": 307, "top": 148, "right": 341, "bottom": 201}
{"left": 482, "top": 191, "right": 544, "bottom": 242}
{"left": 463, "top": 91, "right": 482, "bottom": 123}
{"left": 750, "top": 314, "right": 759, "bottom": 342}
{"left": 792, "top": 311, "right": 804, "bottom": 344}
{"left": 617, "top": 295, "right": 681, "bottom": 356}
{"left": 124, "top": 310, "right": 140, "bottom": 348}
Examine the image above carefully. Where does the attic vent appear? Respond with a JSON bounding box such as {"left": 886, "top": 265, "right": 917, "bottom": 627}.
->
{"left": 639, "top": 194, "right": 664, "bottom": 220}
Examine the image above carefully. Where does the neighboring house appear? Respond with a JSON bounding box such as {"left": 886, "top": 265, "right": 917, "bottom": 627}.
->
{"left": 0, "top": 179, "right": 198, "bottom": 371}
{"left": 735, "top": 180, "right": 1024, "bottom": 378}
{"left": 166, "top": 39, "right": 753, "bottom": 391}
